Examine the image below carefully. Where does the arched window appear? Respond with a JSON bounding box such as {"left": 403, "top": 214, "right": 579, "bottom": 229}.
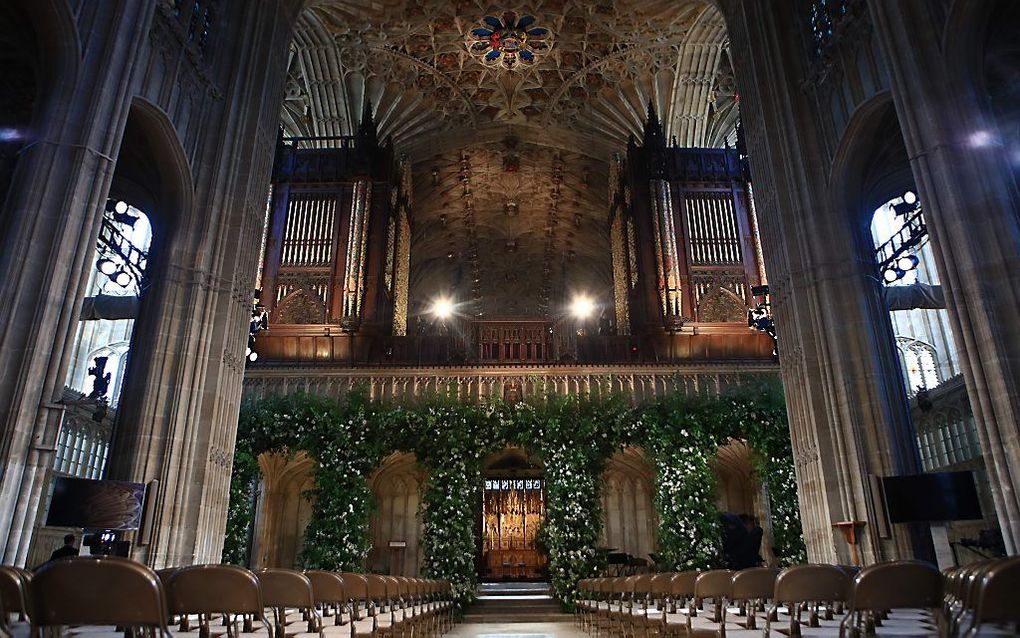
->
{"left": 895, "top": 336, "right": 940, "bottom": 394}
{"left": 871, "top": 193, "right": 960, "bottom": 393}
{"left": 58, "top": 199, "right": 152, "bottom": 478}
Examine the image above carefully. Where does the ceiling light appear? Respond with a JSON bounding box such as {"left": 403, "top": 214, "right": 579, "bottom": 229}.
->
{"left": 431, "top": 297, "right": 455, "bottom": 320}
{"left": 570, "top": 295, "right": 595, "bottom": 320}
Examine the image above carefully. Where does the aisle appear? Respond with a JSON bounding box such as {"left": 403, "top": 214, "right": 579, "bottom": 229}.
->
{"left": 444, "top": 621, "right": 586, "bottom": 638}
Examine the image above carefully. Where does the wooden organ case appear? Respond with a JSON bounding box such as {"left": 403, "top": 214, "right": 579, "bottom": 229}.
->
{"left": 257, "top": 108, "right": 412, "bottom": 361}
{"left": 610, "top": 105, "right": 768, "bottom": 350}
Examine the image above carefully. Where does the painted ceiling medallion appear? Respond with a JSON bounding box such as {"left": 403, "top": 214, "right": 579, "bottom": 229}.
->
{"left": 467, "top": 12, "right": 552, "bottom": 71}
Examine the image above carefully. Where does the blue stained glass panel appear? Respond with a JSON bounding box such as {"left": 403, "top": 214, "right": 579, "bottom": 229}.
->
{"left": 485, "top": 50, "right": 501, "bottom": 61}
{"left": 484, "top": 16, "right": 503, "bottom": 29}
{"left": 527, "top": 28, "right": 548, "bottom": 37}
{"left": 472, "top": 28, "right": 494, "bottom": 37}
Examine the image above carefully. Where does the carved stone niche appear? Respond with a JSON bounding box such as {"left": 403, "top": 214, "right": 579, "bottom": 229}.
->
{"left": 273, "top": 289, "right": 327, "bottom": 325}
{"left": 698, "top": 287, "right": 747, "bottom": 323}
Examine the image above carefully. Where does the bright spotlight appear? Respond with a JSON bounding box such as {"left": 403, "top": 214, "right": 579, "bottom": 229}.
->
{"left": 113, "top": 270, "right": 132, "bottom": 287}
{"left": 97, "top": 258, "right": 117, "bottom": 275}
{"left": 248, "top": 350, "right": 259, "bottom": 363}
{"left": 431, "top": 297, "right": 454, "bottom": 319}
{"left": 570, "top": 295, "right": 595, "bottom": 320}
{"left": 896, "top": 254, "right": 919, "bottom": 272}
{"left": 114, "top": 200, "right": 129, "bottom": 214}
{"left": 883, "top": 268, "right": 901, "bottom": 284}
{"left": 902, "top": 191, "right": 917, "bottom": 205}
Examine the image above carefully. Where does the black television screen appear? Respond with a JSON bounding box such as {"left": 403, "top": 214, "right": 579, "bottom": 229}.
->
{"left": 46, "top": 478, "right": 145, "bottom": 530}
{"left": 882, "top": 471, "right": 982, "bottom": 523}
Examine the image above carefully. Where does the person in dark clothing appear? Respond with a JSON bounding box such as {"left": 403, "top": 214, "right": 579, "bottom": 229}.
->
{"left": 719, "top": 512, "right": 748, "bottom": 569}
{"left": 49, "top": 534, "right": 79, "bottom": 561}
{"left": 737, "top": 514, "right": 764, "bottom": 568}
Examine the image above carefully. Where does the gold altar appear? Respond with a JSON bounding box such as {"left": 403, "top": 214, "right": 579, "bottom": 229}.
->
{"left": 482, "top": 478, "right": 547, "bottom": 579}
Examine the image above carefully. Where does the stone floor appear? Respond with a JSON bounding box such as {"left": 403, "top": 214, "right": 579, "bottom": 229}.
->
{"left": 444, "top": 622, "right": 587, "bottom": 638}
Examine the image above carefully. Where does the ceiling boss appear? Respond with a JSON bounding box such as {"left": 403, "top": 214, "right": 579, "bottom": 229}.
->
{"left": 467, "top": 12, "right": 553, "bottom": 70}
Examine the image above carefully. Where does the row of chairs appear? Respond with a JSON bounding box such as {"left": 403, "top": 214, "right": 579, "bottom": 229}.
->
{"left": 0, "top": 557, "right": 455, "bottom": 638}
{"left": 576, "top": 557, "right": 1020, "bottom": 637}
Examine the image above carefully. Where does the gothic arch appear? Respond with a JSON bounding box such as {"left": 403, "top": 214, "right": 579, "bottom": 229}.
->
{"left": 273, "top": 288, "right": 328, "bottom": 324}
{"left": 3, "top": 0, "right": 81, "bottom": 130}
{"left": 367, "top": 452, "right": 423, "bottom": 576}
{"left": 601, "top": 447, "right": 656, "bottom": 567}
{"left": 116, "top": 98, "right": 195, "bottom": 239}
{"left": 697, "top": 287, "right": 746, "bottom": 323}
{"left": 829, "top": 92, "right": 914, "bottom": 234}
{"left": 0, "top": 0, "right": 80, "bottom": 216}
{"left": 253, "top": 451, "right": 316, "bottom": 568}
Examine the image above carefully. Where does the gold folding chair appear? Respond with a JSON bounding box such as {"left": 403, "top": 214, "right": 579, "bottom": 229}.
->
{"left": 30, "top": 556, "right": 171, "bottom": 638}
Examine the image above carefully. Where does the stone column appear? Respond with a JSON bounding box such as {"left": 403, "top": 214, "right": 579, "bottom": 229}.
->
{"left": 721, "top": 0, "right": 929, "bottom": 563}
{"left": 867, "top": 0, "right": 1020, "bottom": 552}
{"left": 0, "top": 0, "right": 155, "bottom": 565}
{"left": 104, "top": 1, "right": 304, "bottom": 567}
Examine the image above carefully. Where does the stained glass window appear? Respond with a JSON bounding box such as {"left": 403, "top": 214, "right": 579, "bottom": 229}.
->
{"left": 807, "top": 0, "right": 849, "bottom": 57}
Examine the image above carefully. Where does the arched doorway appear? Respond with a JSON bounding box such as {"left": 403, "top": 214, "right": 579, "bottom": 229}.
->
{"left": 479, "top": 448, "right": 546, "bottom": 581}
{"left": 713, "top": 438, "right": 774, "bottom": 567}
{"left": 367, "top": 453, "right": 424, "bottom": 576}
{"left": 600, "top": 447, "right": 657, "bottom": 573}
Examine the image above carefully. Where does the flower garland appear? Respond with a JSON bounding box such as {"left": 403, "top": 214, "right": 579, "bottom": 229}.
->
{"left": 223, "top": 380, "right": 805, "bottom": 609}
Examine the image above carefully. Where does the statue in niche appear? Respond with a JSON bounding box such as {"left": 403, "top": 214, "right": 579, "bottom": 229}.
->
{"left": 87, "top": 356, "right": 112, "bottom": 401}
{"left": 503, "top": 380, "right": 521, "bottom": 404}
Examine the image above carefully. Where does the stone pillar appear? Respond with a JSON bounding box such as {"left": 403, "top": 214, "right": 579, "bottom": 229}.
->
{"left": 720, "top": 0, "right": 929, "bottom": 563}
{"left": 103, "top": 1, "right": 304, "bottom": 567}
{"left": 867, "top": 0, "right": 1020, "bottom": 552}
{"left": 0, "top": 0, "right": 155, "bottom": 565}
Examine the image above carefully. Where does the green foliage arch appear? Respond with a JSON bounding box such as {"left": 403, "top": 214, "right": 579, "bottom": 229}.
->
{"left": 223, "top": 381, "right": 805, "bottom": 609}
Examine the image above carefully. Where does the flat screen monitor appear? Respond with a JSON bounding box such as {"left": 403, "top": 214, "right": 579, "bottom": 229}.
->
{"left": 882, "top": 471, "right": 982, "bottom": 524}
{"left": 46, "top": 478, "right": 146, "bottom": 530}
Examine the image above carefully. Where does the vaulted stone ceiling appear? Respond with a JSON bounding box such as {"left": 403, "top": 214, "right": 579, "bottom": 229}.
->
{"left": 408, "top": 141, "right": 611, "bottom": 318}
{"left": 282, "top": 0, "right": 738, "bottom": 319}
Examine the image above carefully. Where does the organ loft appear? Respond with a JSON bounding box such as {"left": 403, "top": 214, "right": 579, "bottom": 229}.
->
{"left": 0, "top": 0, "right": 1018, "bottom": 633}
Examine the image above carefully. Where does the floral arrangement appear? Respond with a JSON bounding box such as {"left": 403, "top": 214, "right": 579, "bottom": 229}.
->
{"left": 223, "top": 378, "right": 805, "bottom": 609}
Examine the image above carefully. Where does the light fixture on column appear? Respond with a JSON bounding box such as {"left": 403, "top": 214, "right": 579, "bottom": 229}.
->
{"left": 896, "top": 254, "right": 919, "bottom": 272}
{"left": 883, "top": 267, "right": 904, "bottom": 284}
{"left": 430, "top": 296, "right": 455, "bottom": 320}
{"left": 113, "top": 270, "right": 132, "bottom": 287}
{"left": 892, "top": 191, "right": 920, "bottom": 216}
{"left": 96, "top": 258, "right": 117, "bottom": 276}
{"left": 570, "top": 295, "right": 595, "bottom": 320}
{"left": 246, "top": 288, "right": 267, "bottom": 365}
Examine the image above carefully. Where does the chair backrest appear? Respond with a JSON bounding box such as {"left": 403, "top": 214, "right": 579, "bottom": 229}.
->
{"left": 972, "top": 557, "right": 1020, "bottom": 625}
{"left": 339, "top": 572, "right": 368, "bottom": 602}
{"left": 774, "top": 564, "right": 849, "bottom": 604}
{"left": 695, "top": 570, "right": 734, "bottom": 600}
{"left": 0, "top": 566, "right": 29, "bottom": 615}
{"left": 670, "top": 571, "right": 698, "bottom": 598}
{"left": 731, "top": 567, "right": 779, "bottom": 601}
{"left": 850, "top": 560, "right": 943, "bottom": 610}
{"left": 30, "top": 557, "right": 169, "bottom": 632}
{"left": 155, "top": 568, "right": 177, "bottom": 590}
{"left": 632, "top": 574, "right": 652, "bottom": 597}
{"left": 649, "top": 573, "right": 673, "bottom": 597}
{"left": 166, "top": 564, "right": 263, "bottom": 615}
{"left": 259, "top": 568, "right": 315, "bottom": 609}
{"left": 306, "top": 570, "right": 345, "bottom": 605}
{"left": 365, "top": 574, "right": 389, "bottom": 603}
